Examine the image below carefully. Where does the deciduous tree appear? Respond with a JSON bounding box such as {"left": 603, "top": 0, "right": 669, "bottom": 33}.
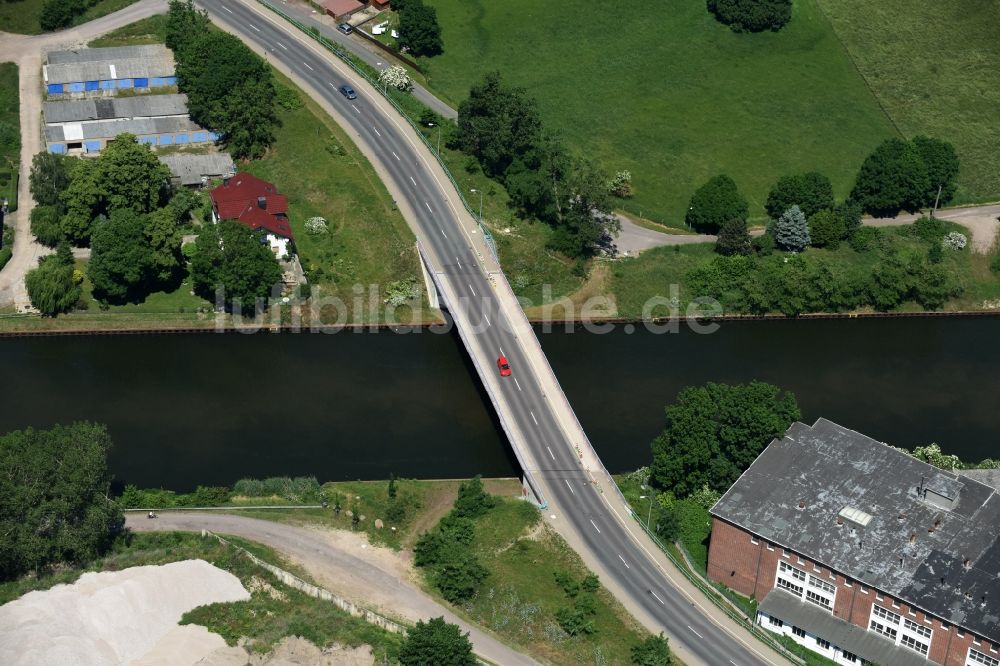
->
{"left": 212, "top": 78, "right": 279, "bottom": 160}
{"left": 398, "top": 617, "right": 476, "bottom": 666}
{"left": 912, "top": 135, "right": 959, "bottom": 207}
{"left": 807, "top": 209, "right": 844, "bottom": 249}
{"left": 30, "top": 205, "right": 63, "bottom": 247}
{"left": 87, "top": 209, "right": 156, "bottom": 304}
{"left": 707, "top": 0, "right": 792, "bottom": 32}
{"left": 29, "top": 152, "right": 75, "bottom": 210}
{"left": 191, "top": 219, "right": 282, "bottom": 310}
{"left": 685, "top": 174, "right": 748, "bottom": 233}
{"left": 765, "top": 172, "right": 834, "bottom": 219}
{"left": 457, "top": 71, "right": 542, "bottom": 178}
{"left": 25, "top": 244, "right": 79, "bottom": 316}
{"left": 631, "top": 633, "right": 671, "bottom": 666}
{"left": 850, "top": 138, "right": 930, "bottom": 217}
{"left": 398, "top": 0, "right": 443, "bottom": 57}
{"left": 96, "top": 134, "right": 171, "bottom": 214}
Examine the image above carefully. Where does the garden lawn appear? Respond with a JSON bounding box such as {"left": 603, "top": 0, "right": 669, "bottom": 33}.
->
{"left": 424, "top": 0, "right": 898, "bottom": 223}
{"left": 815, "top": 0, "right": 1000, "bottom": 205}
{"left": 0, "top": 0, "right": 139, "bottom": 35}
{"left": 0, "top": 62, "right": 19, "bottom": 210}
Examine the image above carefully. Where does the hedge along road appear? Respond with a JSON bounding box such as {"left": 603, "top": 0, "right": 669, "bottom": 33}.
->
{"left": 196, "top": 2, "right": 785, "bottom": 665}
{"left": 125, "top": 512, "right": 539, "bottom": 666}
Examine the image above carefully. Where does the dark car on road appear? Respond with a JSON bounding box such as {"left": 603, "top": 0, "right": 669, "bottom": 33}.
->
{"left": 339, "top": 84, "right": 357, "bottom": 100}
{"left": 337, "top": 23, "right": 353, "bottom": 34}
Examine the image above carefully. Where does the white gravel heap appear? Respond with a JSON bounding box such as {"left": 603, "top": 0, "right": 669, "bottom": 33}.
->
{"left": 0, "top": 559, "right": 250, "bottom": 666}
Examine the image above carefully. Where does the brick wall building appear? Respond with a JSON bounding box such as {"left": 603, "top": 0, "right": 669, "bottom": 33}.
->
{"left": 708, "top": 419, "right": 1000, "bottom": 666}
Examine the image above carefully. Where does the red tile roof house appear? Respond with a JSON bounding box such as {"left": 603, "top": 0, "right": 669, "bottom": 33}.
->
{"left": 323, "top": 0, "right": 365, "bottom": 20}
{"left": 209, "top": 173, "right": 294, "bottom": 258}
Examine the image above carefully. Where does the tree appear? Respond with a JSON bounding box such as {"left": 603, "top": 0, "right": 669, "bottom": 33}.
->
{"left": 765, "top": 172, "right": 834, "bottom": 219}
{"left": 379, "top": 64, "right": 414, "bottom": 92}
{"left": 212, "top": 78, "right": 280, "bottom": 160}
{"left": 60, "top": 158, "right": 102, "bottom": 245}
{"left": 685, "top": 175, "right": 748, "bottom": 233}
{"left": 772, "top": 205, "right": 810, "bottom": 252}
{"left": 912, "top": 135, "right": 959, "bottom": 208}
{"left": 0, "top": 422, "right": 124, "bottom": 580}
{"left": 457, "top": 71, "right": 543, "bottom": 178}
{"left": 650, "top": 382, "right": 800, "bottom": 495}
{"left": 632, "top": 633, "right": 671, "bottom": 666}
{"left": 88, "top": 209, "right": 155, "bottom": 304}
{"left": 39, "top": 0, "right": 81, "bottom": 31}
{"left": 398, "top": 617, "right": 476, "bottom": 666}
{"left": 145, "top": 208, "right": 184, "bottom": 285}
{"left": 547, "top": 158, "right": 620, "bottom": 259}
{"left": 452, "top": 475, "right": 496, "bottom": 519}
{"left": 715, "top": 217, "right": 751, "bottom": 256}
{"left": 398, "top": 0, "right": 443, "bottom": 57}
{"left": 707, "top": 0, "right": 792, "bottom": 32}
{"left": 96, "top": 134, "right": 172, "bottom": 214}
{"left": 29, "top": 152, "right": 75, "bottom": 210}
{"left": 176, "top": 31, "right": 271, "bottom": 125}
{"left": 191, "top": 219, "right": 282, "bottom": 310}
{"left": 432, "top": 549, "right": 488, "bottom": 602}
{"left": 807, "top": 209, "right": 844, "bottom": 249}
{"left": 388, "top": 473, "right": 397, "bottom": 500}
{"left": 25, "top": 248, "right": 80, "bottom": 316}
{"left": 166, "top": 0, "right": 209, "bottom": 52}
{"left": 850, "top": 138, "right": 931, "bottom": 217}
{"left": 30, "top": 205, "right": 64, "bottom": 247}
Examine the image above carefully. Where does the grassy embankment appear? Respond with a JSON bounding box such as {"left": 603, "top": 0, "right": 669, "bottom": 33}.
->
{"left": 0, "top": 531, "right": 403, "bottom": 660}
{"left": 423, "top": 0, "right": 898, "bottom": 224}
{"left": 815, "top": 0, "right": 1000, "bottom": 207}
{"left": 0, "top": 62, "right": 19, "bottom": 214}
{"left": 0, "top": 0, "right": 139, "bottom": 35}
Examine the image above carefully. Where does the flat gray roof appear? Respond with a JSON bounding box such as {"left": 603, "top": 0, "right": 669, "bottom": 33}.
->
{"left": 45, "top": 116, "right": 206, "bottom": 143}
{"left": 44, "top": 45, "right": 174, "bottom": 85}
{"left": 159, "top": 153, "right": 235, "bottom": 186}
{"left": 712, "top": 418, "right": 1000, "bottom": 643}
{"left": 759, "top": 589, "right": 933, "bottom": 666}
{"left": 45, "top": 94, "right": 190, "bottom": 124}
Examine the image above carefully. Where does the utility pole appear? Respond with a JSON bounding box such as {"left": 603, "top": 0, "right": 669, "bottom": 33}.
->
{"left": 471, "top": 188, "right": 484, "bottom": 224}
{"left": 931, "top": 184, "right": 942, "bottom": 219}
{"left": 640, "top": 494, "right": 654, "bottom": 530}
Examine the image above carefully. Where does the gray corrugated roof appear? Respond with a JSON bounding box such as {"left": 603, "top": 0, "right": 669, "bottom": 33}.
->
{"left": 45, "top": 116, "right": 206, "bottom": 143}
{"left": 45, "top": 48, "right": 174, "bottom": 85}
{"left": 158, "top": 153, "right": 234, "bottom": 186}
{"left": 961, "top": 469, "right": 1000, "bottom": 492}
{"left": 712, "top": 418, "right": 1000, "bottom": 643}
{"left": 759, "top": 589, "right": 933, "bottom": 666}
{"left": 46, "top": 45, "right": 169, "bottom": 65}
{"left": 45, "top": 94, "right": 190, "bottom": 124}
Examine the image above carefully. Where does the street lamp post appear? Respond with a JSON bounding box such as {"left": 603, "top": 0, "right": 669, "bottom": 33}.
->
{"left": 470, "top": 188, "right": 484, "bottom": 225}
{"left": 427, "top": 122, "right": 441, "bottom": 156}
{"left": 639, "top": 494, "right": 654, "bottom": 531}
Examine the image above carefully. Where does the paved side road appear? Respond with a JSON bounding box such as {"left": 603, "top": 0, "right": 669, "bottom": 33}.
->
{"left": 126, "top": 513, "right": 539, "bottom": 666}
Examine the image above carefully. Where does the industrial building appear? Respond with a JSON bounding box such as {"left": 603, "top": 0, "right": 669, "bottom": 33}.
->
{"left": 44, "top": 94, "right": 216, "bottom": 154}
{"left": 43, "top": 45, "right": 176, "bottom": 96}
{"left": 708, "top": 418, "right": 1000, "bottom": 666}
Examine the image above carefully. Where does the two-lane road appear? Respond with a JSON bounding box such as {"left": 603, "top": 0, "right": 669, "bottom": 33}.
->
{"left": 199, "top": 3, "right": 780, "bottom": 664}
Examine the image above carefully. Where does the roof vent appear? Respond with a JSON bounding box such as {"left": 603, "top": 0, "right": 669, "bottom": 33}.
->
{"left": 839, "top": 506, "right": 873, "bottom": 527}
{"left": 798, "top": 500, "right": 806, "bottom": 509}
{"left": 258, "top": 196, "right": 267, "bottom": 209}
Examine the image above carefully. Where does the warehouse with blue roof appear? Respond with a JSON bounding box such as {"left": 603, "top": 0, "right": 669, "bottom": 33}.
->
{"left": 43, "top": 45, "right": 176, "bottom": 96}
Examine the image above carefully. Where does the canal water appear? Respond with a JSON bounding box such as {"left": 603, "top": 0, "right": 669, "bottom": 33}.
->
{"left": 1, "top": 317, "right": 998, "bottom": 491}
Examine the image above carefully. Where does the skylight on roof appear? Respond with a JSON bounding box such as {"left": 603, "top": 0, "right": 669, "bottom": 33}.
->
{"left": 839, "top": 506, "right": 873, "bottom": 527}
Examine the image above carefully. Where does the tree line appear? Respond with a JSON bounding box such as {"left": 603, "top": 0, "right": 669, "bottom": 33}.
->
{"left": 166, "top": 0, "right": 279, "bottom": 160}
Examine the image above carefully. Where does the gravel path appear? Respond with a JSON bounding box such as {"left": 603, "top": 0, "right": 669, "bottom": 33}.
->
{"left": 126, "top": 513, "right": 539, "bottom": 666}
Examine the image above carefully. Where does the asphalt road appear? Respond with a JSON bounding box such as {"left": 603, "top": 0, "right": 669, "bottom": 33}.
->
{"left": 199, "top": 2, "right": 773, "bottom": 664}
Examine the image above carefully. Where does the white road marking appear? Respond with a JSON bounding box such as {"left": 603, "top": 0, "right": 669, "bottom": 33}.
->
{"left": 455, "top": 256, "right": 463, "bottom": 269}
{"left": 530, "top": 411, "right": 538, "bottom": 425}
{"left": 565, "top": 479, "right": 575, "bottom": 495}
{"left": 277, "top": 41, "right": 288, "bottom": 50}
{"left": 687, "top": 626, "right": 704, "bottom": 640}
{"left": 547, "top": 446, "right": 555, "bottom": 461}
{"left": 438, "top": 227, "right": 448, "bottom": 238}
{"left": 372, "top": 127, "right": 381, "bottom": 137}
{"left": 499, "top": 346, "right": 505, "bottom": 356}
{"left": 328, "top": 82, "right": 336, "bottom": 87}
{"left": 618, "top": 554, "right": 630, "bottom": 569}
{"left": 409, "top": 176, "right": 416, "bottom": 186}
{"left": 483, "top": 313, "right": 491, "bottom": 326}
{"left": 249, "top": 23, "right": 260, "bottom": 32}
{"left": 729, "top": 661, "right": 739, "bottom": 666}
{"left": 352, "top": 103, "right": 360, "bottom": 114}
{"left": 468, "top": 283, "right": 477, "bottom": 297}
{"left": 302, "top": 62, "right": 313, "bottom": 71}
{"left": 391, "top": 151, "right": 400, "bottom": 160}
{"left": 651, "top": 590, "right": 665, "bottom": 605}
{"left": 424, "top": 201, "right": 433, "bottom": 213}
{"left": 513, "top": 377, "right": 522, "bottom": 391}
{"left": 222, "top": 5, "right": 233, "bottom": 13}
{"left": 589, "top": 520, "right": 601, "bottom": 534}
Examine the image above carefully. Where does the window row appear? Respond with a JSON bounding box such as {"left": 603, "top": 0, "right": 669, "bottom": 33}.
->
{"left": 779, "top": 561, "right": 807, "bottom": 582}
{"left": 870, "top": 619, "right": 898, "bottom": 640}
{"left": 900, "top": 634, "right": 929, "bottom": 656}
{"left": 970, "top": 649, "right": 1000, "bottom": 666}
{"left": 871, "top": 605, "right": 901, "bottom": 625}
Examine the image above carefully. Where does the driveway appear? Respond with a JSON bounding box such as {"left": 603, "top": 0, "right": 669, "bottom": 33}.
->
{"left": 126, "top": 512, "right": 539, "bottom": 666}
{"left": 0, "top": 0, "right": 169, "bottom": 311}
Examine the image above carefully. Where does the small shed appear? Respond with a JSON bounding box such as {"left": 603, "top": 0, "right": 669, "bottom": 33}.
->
{"left": 159, "top": 153, "right": 236, "bottom": 188}
{"left": 323, "top": 0, "right": 365, "bottom": 19}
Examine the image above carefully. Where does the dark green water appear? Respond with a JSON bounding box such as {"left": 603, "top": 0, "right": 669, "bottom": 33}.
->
{"left": 1, "top": 318, "right": 998, "bottom": 491}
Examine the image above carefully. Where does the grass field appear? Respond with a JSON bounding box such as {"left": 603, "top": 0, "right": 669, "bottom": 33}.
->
{"left": 87, "top": 13, "right": 167, "bottom": 46}
{"left": 0, "top": 0, "right": 138, "bottom": 35}
{"left": 0, "top": 62, "right": 19, "bottom": 210}
{"left": 424, "top": 0, "right": 898, "bottom": 223}
{"left": 815, "top": 0, "right": 1000, "bottom": 205}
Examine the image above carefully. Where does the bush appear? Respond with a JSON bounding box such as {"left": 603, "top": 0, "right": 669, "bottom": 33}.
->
{"left": 685, "top": 174, "right": 748, "bottom": 233}
{"left": 808, "top": 209, "right": 843, "bottom": 249}
{"left": 610, "top": 170, "right": 634, "bottom": 198}
{"left": 632, "top": 633, "right": 671, "bottom": 666}
{"left": 399, "top": 617, "right": 476, "bottom": 666}
{"left": 990, "top": 253, "right": 1000, "bottom": 275}
{"left": 715, "top": 217, "right": 751, "bottom": 256}
{"left": 910, "top": 216, "right": 946, "bottom": 243}
{"left": 707, "top": 0, "right": 792, "bottom": 33}
{"left": 751, "top": 233, "right": 775, "bottom": 256}
{"left": 848, "top": 226, "right": 882, "bottom": 253}
{"left": 30, "top": 205, "right": 63, "bottom": 247}
{"left": 452, "top": 475, "right": 497, "bottom": 519}
{"left": 232, "top": 476, "right": 321, "bottom": 502}
{"left": 942, "top": 232, "right": 967, "bottom": 250}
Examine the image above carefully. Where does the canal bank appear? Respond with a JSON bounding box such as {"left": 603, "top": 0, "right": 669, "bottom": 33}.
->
{"left": 2, "top": 316, "right": 999, "bottom": 490}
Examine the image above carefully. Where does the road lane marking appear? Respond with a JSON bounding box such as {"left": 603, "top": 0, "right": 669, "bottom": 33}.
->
{"left": 547, "top": 446, "right": 555, "bottom": 460}
{"left": 352, "top": 104, "right": 360, "bottom": 114}
{"left": 499, "top": 346, "right": 505, "bottom": 356}
{"left": 438, "top": 227, "right": 448, "bottom": 238}
{"left": 222, "top": 5, "right": 233, "bottom": 13}
{"left": 302, "top": 62, "right": 313, "bottom": 71}
{"left": 391, "top": 151, "right": 400, "bottom": 160}
{"left": 409, "top": 176, "right": 417, "bottom": 186}
{"left": 618, "top": 554, "right": 630, "bottom": 569}
{"left": 650, "top": 590, "right": 665, "bottom": 605}
{"left": 590, "top": 519, "right": 601, "bottom": 534}
{"left": 424, "top": 201, "right": 433, "bottom": 213}
{"left": 455, "top": 256, "right": 463, "bottom": 269}
{"left": 687, "top": 626, "right": 704, "bottom": 640}
{"left": 530, "top": 411, "right": 538, "bottom": 425}
{"left": 729, "top": 661, "right": 739, "bottom": 666}
{"left": 373, "top": 127, "right": 381, "bottom": 137}
{"left": 277, "top": 41, "right": 288, "bottom": 50}
{"left": 565, "top": 479, "right": 575, "bottom": 495}
{"left": 513, "top": 377, "right": 522, "bottom": 391}
{"left": 468, "top": 283, "right": 477, "bottom": 296}
{"left": 249, "top": 23, "right": 260, "bottom": 32}
{"left": 483, "top": 313, "right": 491, "bottom": 326}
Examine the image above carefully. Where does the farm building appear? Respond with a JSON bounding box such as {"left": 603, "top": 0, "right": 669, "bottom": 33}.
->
{"left": 44, "top": 94, "right": 216, "bottom": 154}
{"left": 159, "top": 153, "right": 235, "bottom": 188}
{"left": 43, "top": 45, "right": 176, "bottom": 96}
{"left": 210, "top": 173, "right": 294, "bottom": 257}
